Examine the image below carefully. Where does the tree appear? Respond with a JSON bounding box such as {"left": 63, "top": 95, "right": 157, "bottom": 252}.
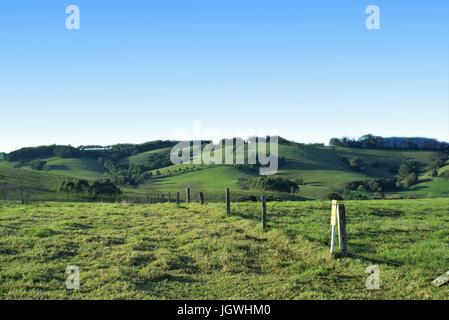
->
{"left": 75, "top": 179, "right": 90, "bottom": 195}
{"left": 349, "top": 157, "right": 364, "bottom": 171}
{"left": 397, "top": 172, "right": 418, "bottom": 188}
{"left": 89, "top": 180, "right": 122, "bottom": 198}
{"left": 329, "top": 138, "right": 342, "bottom": 146}
{"left": 53, "top": 146, "right": 80, "bottom": 158}
{"left": 396, "top": 159, "right": 419, "bottom": 189}
{"left": 30, "top": 160, "right": 47, "bottom": 171}
{"left": 237, "top": 176, "right": 299, "bottom": 193}
{"left": 431, "top": 168, "right": 438, "bottom": 177}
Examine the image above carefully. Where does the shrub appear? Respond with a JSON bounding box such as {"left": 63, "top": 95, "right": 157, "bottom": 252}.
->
{"left": 328, "top": 192, "right": 344, "bottom": 201}
{"left": 237, "top": 176, "right": 300, "bottom": 193}
{"left": 60, "top": 179, "right": 122, "bottom": 198}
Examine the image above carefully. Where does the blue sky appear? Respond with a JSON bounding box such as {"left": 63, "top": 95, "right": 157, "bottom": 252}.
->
{"left": 1, "top": 0, "right": 448, "bottom": 152}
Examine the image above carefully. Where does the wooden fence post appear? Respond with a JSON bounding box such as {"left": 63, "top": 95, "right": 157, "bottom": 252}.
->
{"left": 186, "top": 188, "right": 191, "bottom": 203}
{"left": 337, "top": 203, "right": 347, "bottom": 253}
{"left": 176, "top": 192, "right": 180, "bottom": 205}
{"left": 167, "top": 193, "right": 171, "bottom": 203}
{"left": 261, "top": 196, "right": 267, "bottom": 229}
{"left": 199, "top": 192, "right": 205, "bottom": 205}
{"left": 225, "top": 188, "right": 231, "bottom": 215}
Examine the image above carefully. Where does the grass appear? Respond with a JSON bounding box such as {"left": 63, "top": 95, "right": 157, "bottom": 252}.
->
{"left": 44, "top": 157, "right": 106, "bottom": 180}
{"left": 127, "top": 147, "right": 172, "bottom": 166}
{"left": 1, "top": 198, "right": 449, "bottom": 299}
{"left": 0, "top": 162, "right": 65, "bottom": 193}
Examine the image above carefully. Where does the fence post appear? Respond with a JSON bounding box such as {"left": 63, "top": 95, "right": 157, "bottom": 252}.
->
{"left": 199, "top": 192, "right": 205, "bottom": 205}
{"left": 261, "top": 196, "right": 267, "bottom": 230}
{"left": 186, "top": 188, "right": 191, "bottom": 203}
{"left": 337, "top": 203, "right": 347, "bottom": 253}
{"left": 225, "top": 188, "right": 231, "bottom": 215}
{"left": 330, "top": 200, "right": 338, "bottom": 257}
{"left": 176, "top": 192, "right": 180, "bottom": 205}
{"left": 161, "top": 194, "right": 165, "bottom": 203}
{"left": 167, "top": 193, "right": 171, "bottom": 203}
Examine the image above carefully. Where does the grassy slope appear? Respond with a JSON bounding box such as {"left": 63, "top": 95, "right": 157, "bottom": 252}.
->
{"left": 0, "top": 156, "right": 105, "bottom": 181}
{"left": 0, "top": 157, "right": 106, "bottom": 200}
{"left": 1, "top": 199, "right": 449, "bottom": 299}
{"left": 1, "top": 145, "right": 446, "bottom": 201}
{"left": 44, "top": 157, "right": 106, "bottom": 180}
{"left": 0, "top": 161, "right": 65, "bottom": 192}
{"left": 127, "top": 147, "right": 171, "bottom": 166}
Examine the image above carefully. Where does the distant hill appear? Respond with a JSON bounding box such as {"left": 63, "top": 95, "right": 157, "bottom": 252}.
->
{"left": 1, "top": 135, "right": 449, "bottom": 202}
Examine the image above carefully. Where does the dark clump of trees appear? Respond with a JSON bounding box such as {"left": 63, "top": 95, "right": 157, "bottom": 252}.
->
{"left": 7, "top": 145, "right": 80, "bottom": 162}
{"left": 340, "top": 179, "right": 397, "bottom": 193}
{"left": 30, "top": 160, "right": 47, "bottom": 171}
{"left": 98, "top": 152, "right": 172, "bottom": 187}
{"left": 98, "top": 160, "right": 151, "bottom": 186}
{"left": 238, "top": 176, "right": 301, "bottom": 194}
{"left": 396, "top": 159, "right": 419, "bottom": 188}
{"left": 60, "top": 179, "right": 121, "bottom": 199}
{"left": 80, "top": 140, "right": 178, "bottom": 161}
{"left": 330, "top": 134, "right": 449, "bottom": 151}
{"left": 53, "top": 146, "right": 81, "bottom": 158}
{"left": 337, "top": 159, "right": 421, "bottom": 194}
{"left": 94, "top": 144, "right": 174, "bottom": 187}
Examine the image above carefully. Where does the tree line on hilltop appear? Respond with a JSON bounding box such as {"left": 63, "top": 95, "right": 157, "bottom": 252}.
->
{"left": 330, "top": 134, "right": 449, "bottom": 151}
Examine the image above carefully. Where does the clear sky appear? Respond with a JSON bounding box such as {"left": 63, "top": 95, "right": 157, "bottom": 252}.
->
{"left": 1, "top": 0, "right": 448, "bottom": 152}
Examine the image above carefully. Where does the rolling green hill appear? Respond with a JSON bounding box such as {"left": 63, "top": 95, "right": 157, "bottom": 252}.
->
{"left": 139, "top": 143, "right": 448, "bottom": 201}
{"left": 1, "top": 138, "right": 448, "bottom": 202}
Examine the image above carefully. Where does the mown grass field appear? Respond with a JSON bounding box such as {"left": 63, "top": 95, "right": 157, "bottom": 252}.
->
{"left": 1, "top": 199, "right": 449, "bottom": 299}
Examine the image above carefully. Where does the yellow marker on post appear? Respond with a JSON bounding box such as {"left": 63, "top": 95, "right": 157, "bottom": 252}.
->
{"left": 331, "top": 200, "right": 338, "bottom": 226}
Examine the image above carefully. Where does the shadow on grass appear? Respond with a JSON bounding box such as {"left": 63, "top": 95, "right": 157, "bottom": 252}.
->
{"left": 304, "top": 181, "right": 325, "bottom": 186}
{"left": 336, "top": 251, "right": 402, "bottom": 267}
{"left": 232, "top": 211, "right": 260, "bottom": 223}
{"left": 369, "top": 209, "right": 403, "bottom": 218}
{"left": 47, "top": 165, "right": 69, "bottom": 171}
{"left": 134, "top": 273, "right": 197, "bottom": 293}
